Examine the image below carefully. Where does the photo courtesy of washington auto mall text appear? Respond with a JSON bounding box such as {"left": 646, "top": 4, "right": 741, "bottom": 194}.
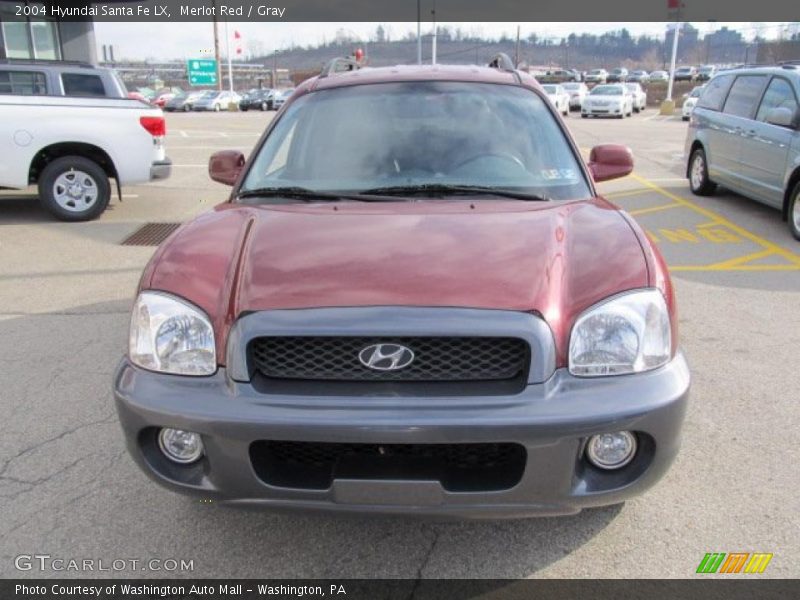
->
{"left": 0, "top": 0, "right": 799, "bottom": 598}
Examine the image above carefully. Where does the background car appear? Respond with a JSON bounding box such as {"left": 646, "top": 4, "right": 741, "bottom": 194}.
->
{"left": 581, "top": 83, "right": 633, "bottom": 118}
{"left": 628, "top": 70, "right": 650, "bottom": 83}
{"left": 696, "top": 65, "right": 716, "bottom": 81}
{"left": 562, "top": 82, "right": 589, "bottom": 110}
{"left": 681, "top": 85, "right": 705, "bottom": 120}
{"left": 685, "top": 66, "right": 800, "bottom": 239}
{"left": 649, "top": 70, "right": 669, "bottom": 83}
{"left": 674, "top": 66, "right": 698, "bottom": 82}
{"left": 164, "top": 90, "right": 205, "bottom": 112}
{"left": 608, "top": 67, "right": 629, "bottom": 83}
{"left": 585, "top": 68, "right": 608, "bottom": 84}
{"left": 192, "top": 90, "right": 241, "bottom": 112}
{"left": 152, "top": 91, "right": 177, "bottom": 108}
{"left": 239, "top": 88, "right": 275, "bottom": 111}
{"left": 272, "top": 88, "right": 295, "bottom": 109}
{"left": 542, "top": 84, "right": 570, "bottom": 116}
{"left": 625, "top": 82, "right": 648, "bottom": 112}
{"left": 539, "top": 69, "right": 579, "bottom": 83}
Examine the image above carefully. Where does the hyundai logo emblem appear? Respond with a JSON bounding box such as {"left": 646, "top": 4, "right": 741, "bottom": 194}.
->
{"left": 358, "top": 343, "right": 415, "bottom": 371}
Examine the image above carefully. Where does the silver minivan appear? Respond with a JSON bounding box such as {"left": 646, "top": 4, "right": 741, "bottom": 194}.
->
{"left": 685, "top": 65, "right": 800, "bottom": 240}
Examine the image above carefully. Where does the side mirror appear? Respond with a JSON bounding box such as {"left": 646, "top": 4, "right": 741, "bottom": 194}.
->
{"left": 588, "top": 144, "right": 634, "bottom": 182}
{"left": 766, "top": 106, "right": 795, "bottom": 128}
{"left": 209, "top": 150, "right": 245, "bottom": 186}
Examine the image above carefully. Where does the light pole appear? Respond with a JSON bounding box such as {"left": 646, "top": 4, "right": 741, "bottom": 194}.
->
{"left": 431, "top": 0, "right": 437, "bottom": 65}
{"left": 417, "top": 0, "right": 422, "bottom": 65}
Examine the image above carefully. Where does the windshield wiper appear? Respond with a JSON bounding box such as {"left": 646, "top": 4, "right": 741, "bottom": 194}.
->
{"left": 359, "top": 184, "right": 550, "bottom": 202}
{"left": 237, "top": 186, "right": 396, "bottom": 203}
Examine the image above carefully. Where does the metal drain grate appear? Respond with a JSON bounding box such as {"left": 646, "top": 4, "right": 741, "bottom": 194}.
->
{"left": 121, "top": 222, "right": 181, "bottom": 246}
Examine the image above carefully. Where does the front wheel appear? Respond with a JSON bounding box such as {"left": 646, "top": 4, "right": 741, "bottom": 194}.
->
{"left": 788, "top": 182, "right": 800, "bottom": 241}
{"left": 688, "top": 148, "right": 717, "bottom": 196}
{"left": 38, "top": 156, "right": 111, "bottom": 221}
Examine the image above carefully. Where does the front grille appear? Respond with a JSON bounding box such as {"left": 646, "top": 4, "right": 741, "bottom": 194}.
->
{"left": 249, "top": 336, "right": 529, "bottom": 382}
{"left": 250, "top": 441, "right": 527, "bottom": 491}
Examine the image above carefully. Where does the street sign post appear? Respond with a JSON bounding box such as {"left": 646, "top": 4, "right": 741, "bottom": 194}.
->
{"left": 187, "top": 59, "right": 218, "bottom": 86}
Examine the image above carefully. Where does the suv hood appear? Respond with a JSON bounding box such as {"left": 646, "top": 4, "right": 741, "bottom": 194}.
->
{"left": 142, "top": 199, "right": 649, "bottom": 364}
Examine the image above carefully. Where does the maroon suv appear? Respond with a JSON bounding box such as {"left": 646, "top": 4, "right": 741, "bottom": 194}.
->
{"left": 114, "top": 57, "right": 689, "bottom": 518}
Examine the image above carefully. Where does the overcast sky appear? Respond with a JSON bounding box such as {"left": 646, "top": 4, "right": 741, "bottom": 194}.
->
{"left": 96, "top": 22, "right": 792, "bottom": 62}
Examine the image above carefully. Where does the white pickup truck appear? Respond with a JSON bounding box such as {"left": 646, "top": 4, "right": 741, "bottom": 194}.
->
{"left": 0, "top": 95, "right": 171, "bottom": 221}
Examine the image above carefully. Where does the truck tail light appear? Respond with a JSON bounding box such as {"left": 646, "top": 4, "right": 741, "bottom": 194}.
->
{"left": 139, "top": 116, "right": 166, "bottom": 137}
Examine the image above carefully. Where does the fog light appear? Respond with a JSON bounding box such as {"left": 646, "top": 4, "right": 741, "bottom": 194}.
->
{"left": 586, "top": 431, "right": 637, "bottom": 470}
{"left": 158, "top": 428, "right": 204, "bottom": 464}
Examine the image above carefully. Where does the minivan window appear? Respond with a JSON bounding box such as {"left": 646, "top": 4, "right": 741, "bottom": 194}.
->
{"left": 0, "top": 70, "right": 47, "bottom": 95}
{"left": 61, "top": 73, "right": 106, "bottom": 97}
{"left": 697, "top": 74, "right": 735, "bottom": 111}
{"left": 242, "top": 82, "right": 591, "bottom": 201}
{"left": 755, "top": 77, "right": 799, "bottom": 123}
{"left": 722, "top": 75, "right": 767, "bottom": 119}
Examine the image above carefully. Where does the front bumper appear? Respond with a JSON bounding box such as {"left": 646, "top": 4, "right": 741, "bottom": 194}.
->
{"left": 582, "top": 106, "right": 624, "bottom": 117}
{"left": 113, "top": 353, "right": 689, "bottom": 518}
{"left": 150, "top": 159, "right": 172, "bottom": 181}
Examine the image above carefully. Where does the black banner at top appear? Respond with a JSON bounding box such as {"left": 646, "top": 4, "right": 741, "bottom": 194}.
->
{"left": 0, "top": 0, "right": 798, "bottom": 22}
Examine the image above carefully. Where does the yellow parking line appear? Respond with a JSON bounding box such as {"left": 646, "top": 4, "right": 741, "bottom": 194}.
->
{"left": 628, "top": 203, "right": 682, "bottom": 216}
{"left": 631, "top": 174, "right": 800, "bottom": 267}
{"left": 671, "top": 264, "right": 800, "bottom": 272}
{"left": 605, "top": 188, "right": 653, "bottom": 199}
{"left": 709, "top": 249, "right": 776, "bottom": 269}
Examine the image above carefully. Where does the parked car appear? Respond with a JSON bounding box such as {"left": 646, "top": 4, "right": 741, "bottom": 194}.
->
{"left": 542, "top": 84, "right": 570, "bottom": 116}
{"left": 192, "top": 90, "right": 241, "bottom": 112}
{"left": 585, "top": 68, "right": 608, "bottom": 84}
{"left": 127, "top": 91, "right": 149, "bottom": 104}
{"left": 164, "top": 90, "right": 205, "bottom": 112}
{"left": 681, "top": 85, "right": 705, "bottom": 121}
{"left": 696, "top": 65, "right": 716, "bottom": 81}
{"left": 539, "top": 69, "right": 579, "bottom": 84}
{"left": 271, "top": 88, "right": 295, "bottom": 109}
{"left": 628, "top": 70, "right": 650, "bottom": 84}
{"left": 0, "top": 59, "right": 127, "bottom": 98}
{"left": 152, "top": 92, "right": 176, "bottom": 108}
{"left": 625, "top": 82, "right": 648, "bottom": 112}
{"left": 607, "top": 68, "right": 629, "bottom": 83}
{"left": 581, "top": 83, "right": 634, "bottom": 118}
{"left": 562, "top": 82, "right": 589, "bottom": 110}
{"left": 114, "top": 58, "right": 689, "bottom": 517}
{"left": 239, "top": 88, "right": 275, "bottom": 111}
{"left": 0, "top": 90, "right": 170, "bottom": 221}
{"left": 685, "top": 66, "right": 800, "bottom": 239}
{"left": 674, "top": 66, "right": 697, "bottom": 82}
{"left": 649, "top": 70, "right": 669, "bottom": 83}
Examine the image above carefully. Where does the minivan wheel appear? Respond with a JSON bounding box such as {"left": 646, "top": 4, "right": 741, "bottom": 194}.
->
{"left": 38, "top": 156, "right": 111, "bottom": 221}
{"left": 789, "top": 182, "right": 800, "bottom": 241}
{"left": 689, "top": 148, "right": 716, "bottom": 196}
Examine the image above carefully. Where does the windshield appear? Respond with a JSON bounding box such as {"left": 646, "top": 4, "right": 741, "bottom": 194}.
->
{"left": 542, "top": 85, "right": 557, "bottom": 93}
{"left": 240, "top": 82, "right": 590, "bottom": 201}
{"left": 590, "top": 69, "right": 604, "bottom": 74}
{"left": 591, "top": 85, "right": 622, "bottom": 96}
{"left": 563, "top": 83, "right": 580, "bottom": 90}
{"left": 690, "top": 86, "right": 704, "bottom": 97}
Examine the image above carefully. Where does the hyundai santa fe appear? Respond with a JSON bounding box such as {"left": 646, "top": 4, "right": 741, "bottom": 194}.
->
{"left": 114, "top": 56, "right": 690, "bottom": 518}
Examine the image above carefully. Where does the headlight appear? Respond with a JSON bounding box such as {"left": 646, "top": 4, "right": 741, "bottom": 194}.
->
{"left": 569, "top": 289, "right": 671, "bottom": 377}
{"left": 129, "top": 291, "right": 216, "bottom": 375}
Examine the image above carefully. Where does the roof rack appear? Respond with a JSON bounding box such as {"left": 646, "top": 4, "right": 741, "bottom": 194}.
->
{"left": 0, "top": 58, "right": 95, "bottom": 68}
{"left": 319, "top": 57, "right": 362, "bottom": 79}
{"left": 488, "top": 53, "right": 516, "bottom": 72}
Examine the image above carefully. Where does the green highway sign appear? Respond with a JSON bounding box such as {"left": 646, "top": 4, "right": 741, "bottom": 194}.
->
{"left": 187, "top": 59, "right": 218, "bottom": 86}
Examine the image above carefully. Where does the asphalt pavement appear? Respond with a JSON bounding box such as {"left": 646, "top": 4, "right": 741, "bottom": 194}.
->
{"left": 1, "top": 109, "right": 798, "bottom": 579}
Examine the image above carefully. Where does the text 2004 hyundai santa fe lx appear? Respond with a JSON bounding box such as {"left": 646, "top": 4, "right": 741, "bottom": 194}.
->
{"left": 113, "top": 56, "right": 690, "bottom": 518}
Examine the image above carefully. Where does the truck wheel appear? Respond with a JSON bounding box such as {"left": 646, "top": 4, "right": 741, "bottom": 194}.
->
{"left": 38, "top": 156, "right": 110, "bottom": 221}
{"left": 788, "top": 182, "right": 800, "bottom": 241}
{"left": 688, "top": 148, "right": 716, "bottom": 196}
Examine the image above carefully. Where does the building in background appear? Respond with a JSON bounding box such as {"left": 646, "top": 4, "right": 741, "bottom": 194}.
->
{"left": 0, "top": 2, "right": 97, "bottom": 63}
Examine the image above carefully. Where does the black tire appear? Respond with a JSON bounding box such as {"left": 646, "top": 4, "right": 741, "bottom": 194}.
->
{"left": 788, "top": 182, "right": 800, "bottom": 241}
{"left": 241, "top": 106, "right": 248, "bottom": 112}
{"left": 581, "top": 114, "right": 587, "bottom": 118}
{"left": 688, "top": 147, "right": 717, "bottom": 196}
{"left": 37, "top": 156, "right": 111, "bottom": 222}
{"left": 183, "top": 104, "right": 191, "bottom": 112}
{"left": 682, "top": 116, "right": 690, "bottom": 121}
